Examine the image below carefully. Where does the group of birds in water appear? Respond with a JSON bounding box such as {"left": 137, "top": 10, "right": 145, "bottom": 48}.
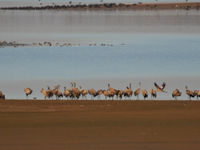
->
{"left": 20, "top": 82, "right": 200, "bottom": 100}
{"left": 0, "top": 82, "right": 199, "bottom": 100}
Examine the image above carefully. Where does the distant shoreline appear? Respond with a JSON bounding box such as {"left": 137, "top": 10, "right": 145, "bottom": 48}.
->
{"left": 1, "top": 2, "right": 200, "bottom": 10}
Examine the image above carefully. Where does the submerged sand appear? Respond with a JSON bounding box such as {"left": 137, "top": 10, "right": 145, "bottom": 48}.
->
{"left": 0, "top": 99, "right": 200, "bottom": 150}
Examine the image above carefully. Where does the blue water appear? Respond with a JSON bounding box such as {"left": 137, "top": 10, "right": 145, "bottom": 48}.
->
{"left": 1, "top": 34, "right": 200, "bottom": 99}
{"left": 0, "top": 9, "right": 200, "bottom": 99}
{"left": 0, "top": 34, "right": 200, "bottom": 81}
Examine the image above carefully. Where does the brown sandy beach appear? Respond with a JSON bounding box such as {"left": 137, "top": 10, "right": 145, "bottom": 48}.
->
{"left": 1, "top": 2, "right": 200, "bottom": 10}
{"left": 1, "top": 99, "right": 200, "bottom": 150}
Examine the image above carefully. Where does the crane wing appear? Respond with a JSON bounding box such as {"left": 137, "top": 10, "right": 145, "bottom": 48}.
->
{"left": 161, "top": 82, "right": 166, "bottom": 90}
{"left": 154, "top": 82, "right": 167, "bottom": 93}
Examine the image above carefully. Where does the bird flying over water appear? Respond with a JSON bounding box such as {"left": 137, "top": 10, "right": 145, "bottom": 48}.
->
{"left": 154, "top": 82, "right": 166, "bottom": 93}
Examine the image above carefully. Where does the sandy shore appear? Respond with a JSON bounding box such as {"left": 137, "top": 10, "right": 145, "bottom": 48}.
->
{"left": 1, "top": 2, "right": 200, "bottom": 10}
{"left": 1, "top": 99, "right": 200, "bottom": 150}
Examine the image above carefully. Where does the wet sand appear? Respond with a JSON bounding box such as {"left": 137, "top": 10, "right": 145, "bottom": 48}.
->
{"left": 1, "top": 2, "right": 200, "bottom": 10}
{"left": 1, "top": 99, "right": 200, "bottom": 150}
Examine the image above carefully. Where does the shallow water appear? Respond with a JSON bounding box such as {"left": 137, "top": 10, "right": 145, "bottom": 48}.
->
{"left": 0, "top": 9, "right": 200, "bottom": 43}
{"left": 0, "top": 9, "right": 200, "bottom": 99}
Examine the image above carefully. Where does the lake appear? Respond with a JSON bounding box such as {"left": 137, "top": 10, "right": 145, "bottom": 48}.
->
{"left": 0, "top": 9, "right": 200, "bottom": 99}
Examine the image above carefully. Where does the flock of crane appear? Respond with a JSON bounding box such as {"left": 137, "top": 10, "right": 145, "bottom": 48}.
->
{"left": 1, "top": 82, "right": 200, "bottom": 100}
{"left": 21, "top": 82, "right": 200, "bottom": 100}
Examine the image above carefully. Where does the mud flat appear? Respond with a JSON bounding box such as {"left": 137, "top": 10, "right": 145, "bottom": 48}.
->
{"left": 0, "top": 99, "right": 200, "bottom": 150}
{"left": 1, "top": 2, "right": 200, "bottom": 10}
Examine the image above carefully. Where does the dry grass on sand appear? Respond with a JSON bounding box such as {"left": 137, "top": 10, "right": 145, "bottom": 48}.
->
{"left": 0, "top": 99, "right": 200, "bottom": 150}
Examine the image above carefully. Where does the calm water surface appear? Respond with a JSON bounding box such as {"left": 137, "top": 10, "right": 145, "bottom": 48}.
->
{"left": 0, "top": 9, "right": 200, "bottom": 99}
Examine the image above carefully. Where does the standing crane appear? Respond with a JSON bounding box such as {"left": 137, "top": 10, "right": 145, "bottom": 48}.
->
{"left": 172, "top": 89, "right": 182, "bottom": 100}
{"left": 142, "top": 89, "right": 148, "bottom": 100}
{"left": 134, "top": 82, "right": 141, "bottom": 100}
{"left": 24, "top": 88, "right": 33, "bottom": 99}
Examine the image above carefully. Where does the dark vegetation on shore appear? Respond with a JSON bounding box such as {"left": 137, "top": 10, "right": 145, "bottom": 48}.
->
{"left": 1, "top": 2, "right": 200, "bottom": 10}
